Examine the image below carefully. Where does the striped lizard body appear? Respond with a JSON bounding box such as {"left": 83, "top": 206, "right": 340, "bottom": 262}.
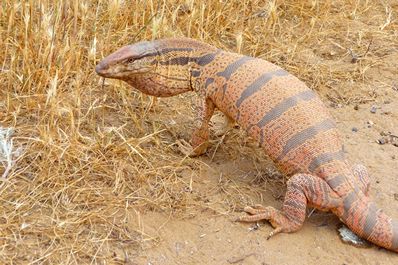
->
{"left": 95, "top": 37, "right": 398, "bottom": 252}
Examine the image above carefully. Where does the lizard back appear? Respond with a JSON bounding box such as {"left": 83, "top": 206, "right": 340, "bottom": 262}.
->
{"left": 197, "top": 51, "right": 346, "bottom": 177}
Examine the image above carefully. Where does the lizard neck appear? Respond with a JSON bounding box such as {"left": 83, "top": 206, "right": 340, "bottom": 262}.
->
{"left": 190, "top": 50, "right": 240, "bottom": 96}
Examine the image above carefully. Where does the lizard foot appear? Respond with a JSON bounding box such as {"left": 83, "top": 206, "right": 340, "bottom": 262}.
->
{"left": 236, "top": 174, "right": 341, "bottom": 240}
{"left": 236, "top": 205, "right": 291, "bottom": 239}
{"left": 176, "top": 139, "right": 208, "bottom": 157}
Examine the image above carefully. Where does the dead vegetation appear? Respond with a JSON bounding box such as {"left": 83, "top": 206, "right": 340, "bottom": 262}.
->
{"left": 0, "top": 0, "right": 397, "bottom": 263}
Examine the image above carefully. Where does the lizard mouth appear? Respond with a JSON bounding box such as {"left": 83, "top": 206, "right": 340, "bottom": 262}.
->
{"left": 95, "top": 62, "right": 152, "bottom": 78}
{"left": 95, "top": 62, "right": 111, "bottom": 77}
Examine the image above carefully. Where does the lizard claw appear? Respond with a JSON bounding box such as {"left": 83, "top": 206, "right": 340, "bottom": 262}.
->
{"left": 266, "top": 227, "right": 283, "bottom": 240}
{"left": 176, "top": 139, "right": 195, "bottom": 157}
{"left": 237, "top": 205, "right": 295, "bottom": 240}
{"left": 176, "top": 139, "right": 207, "bottom": 157}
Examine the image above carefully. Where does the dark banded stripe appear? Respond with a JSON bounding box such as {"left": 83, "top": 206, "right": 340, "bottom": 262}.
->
{"left": 342, "top": 190, "right": 358, "bottom": 220}
{"left": 392, "top": 220, "right": 398, "bottom": 250}
{"left": 158, "top": 50, "right": 221, "bottom": 66}
{"left": 308, "top": 149, "right": 345, "bottom": 172}
{"left": 277, "top": 119, "right": 336, "bottom": 161}
{"left": 156, "top": 47, "right": 193, "bottom": 55}
{"left": 205, "top": 78, "right": 214, "bottom": 88}
{"left": 217, "top": 56, "right": 254, "bottom": 99}
{"left": 139, "top": 47, "right": 194, "bottom": 60}
{"left": 363, "top": 202, "right": 379, "bottom": 239}
{"left": 236, "top": 69, "right": 288, "bottom": 108}
{"left": 158, "top": 47, "right": 193, "bottom": 54}
{"left": 197, "top": 50, "right": 222, "bottom": 66}
{"left": 236, "top": 111, "right": 241, "bottom": 123}
{"left": 284, "top": 199, "right": 306, "bottom": 210}
{"left": 259, "top": 129, "right": 265, "bottom": 146}
{"left": 191, "top": 70, "right": 201, "bottom": 77}
{"left": 221, "top": 84, "right": 228, "bottom": 100}
{"left": 327, "top": 175, "right": 347, "bottom": 190}
{"left": 257, "top": 90, "right": 317, "bottom": 128}
{"left": 217, "top": 56, "right": 254, "bottom": 79}
{"left": 259, "top": 129, "right": 265, "bottom": 147}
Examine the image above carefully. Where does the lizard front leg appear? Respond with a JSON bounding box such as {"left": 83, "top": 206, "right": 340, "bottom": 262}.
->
{"left": 237, "top": 174, "right": 341, "bottom": 239}
{"left": 178, "top": 97, "right": 215, "bottom": 157}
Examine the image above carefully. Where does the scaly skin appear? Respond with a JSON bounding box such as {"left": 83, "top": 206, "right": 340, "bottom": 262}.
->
{"left": 95, "top": 37, "right": 398, "bottom": 252}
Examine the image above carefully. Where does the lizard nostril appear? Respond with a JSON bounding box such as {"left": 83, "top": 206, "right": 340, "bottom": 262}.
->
{"left": 95, "top": 62, "right": 107, "bottom": 75}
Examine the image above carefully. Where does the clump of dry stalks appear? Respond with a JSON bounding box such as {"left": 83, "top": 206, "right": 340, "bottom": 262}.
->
{"left": 0, "top": 0, "right": 397, "bottom": 263}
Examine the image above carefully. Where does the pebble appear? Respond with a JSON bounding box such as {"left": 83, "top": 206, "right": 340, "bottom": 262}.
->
{"left": 366, "top": 120, "right": 374, "bottom": 127}
{"left": 380, "top": 131, "right": 390, "bottom": 136}
{"left": 377, "top": 138, "right": 387, "bottom": 145}
{"left": 351, "top": 127, "right": 358, "bottom": 132}
{"left": 353, "top": 105, "right": 359, "bottom": 110}
{"left": 370, "top": 105, "right": 377, "bottom": 113}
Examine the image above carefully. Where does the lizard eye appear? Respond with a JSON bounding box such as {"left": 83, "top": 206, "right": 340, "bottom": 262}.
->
{"left": 126, "top": 58, "right": 134, "bottom": 64}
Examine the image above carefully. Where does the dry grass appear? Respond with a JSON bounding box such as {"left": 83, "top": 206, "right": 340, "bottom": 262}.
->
{"left": 0, "top": 0, "right": 397, "bottom": 263}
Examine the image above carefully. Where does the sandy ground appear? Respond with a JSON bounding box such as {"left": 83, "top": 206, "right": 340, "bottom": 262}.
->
{"left": 2, "top": 2, "right": 397, "bottom": 264}
{"left": 126, "top": 89, "right": 398, "bottom": 265}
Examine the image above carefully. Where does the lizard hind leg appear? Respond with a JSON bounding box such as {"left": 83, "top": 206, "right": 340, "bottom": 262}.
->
{"left": 237, "top": 174, "right": 341, "bottom": 239}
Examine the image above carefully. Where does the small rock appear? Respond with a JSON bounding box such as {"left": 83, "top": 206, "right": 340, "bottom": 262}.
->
{"left": 366, "top": 120, "right": 374, "bottom": 127}
{"left": 392, "top": 155, "right": 396, "bottom": 160}
{"left": 376, "top": 180, "right": 380, "bottom": 184}
{"left": 351, "top": 55, "right": 359, "bottom": 63}
{"left": 354, "top": 105, "right": 359, "bottom": 110}
{"left": 377, "top": 138, "right": 387, "bottom": 145}
{"left": 392, "top": 82, "right": 398, "bottom": 92}
{"left": 330, "top": 102, "right": 343, "bottom": 108}
{"left": 175, "top": 242, "right": 184, "bottom": 255}
{"left": 370, "top": 105, "right": 377, "bottom": 113}
{"left": 338, "top": 225, "right": 370, "bottom": 247}
{"left": 352, "top": 127, "right": 358, "bottom": 132}
{"left": 249, "top": 223, "right": 260, "bottom": 231}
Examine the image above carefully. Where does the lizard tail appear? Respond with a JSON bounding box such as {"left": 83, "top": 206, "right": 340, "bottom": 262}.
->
{"left": 337, "top": 191, "right": 398, "bottom": 252}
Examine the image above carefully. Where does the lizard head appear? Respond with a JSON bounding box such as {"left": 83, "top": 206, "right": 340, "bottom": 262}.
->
{"left": 96, "top": 38, "right": 209, "bottom": 97}
{"left": 96, "top": 38, "right": 218, "bottom": 97}
{"left": 95, "top": 41, "right": 157, "bottom": 79}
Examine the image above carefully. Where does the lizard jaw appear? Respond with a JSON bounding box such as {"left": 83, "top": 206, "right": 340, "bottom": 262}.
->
{"left": 95, "top": 61, "right": 152, "bottom": 79}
